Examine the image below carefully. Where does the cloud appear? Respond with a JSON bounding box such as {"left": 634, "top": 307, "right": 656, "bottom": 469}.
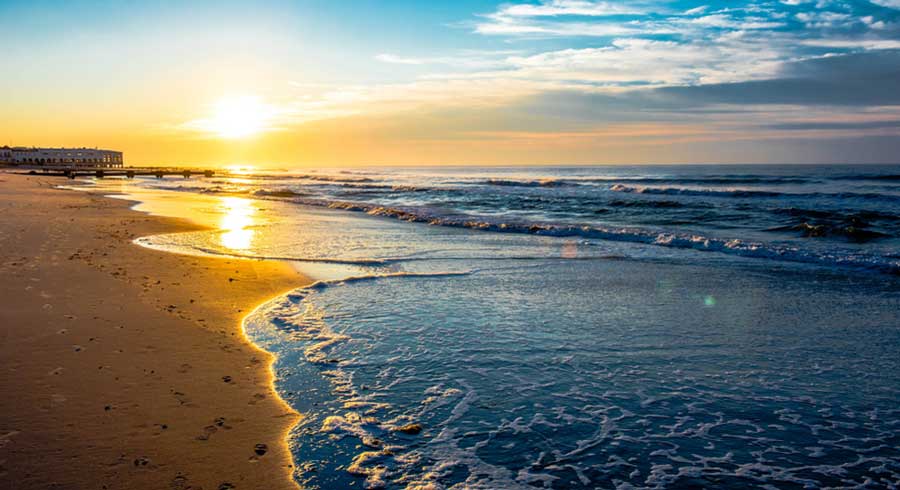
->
{"left": 374, "top": 51, "right": 518, "bottom": 69}
{"left": 473, "top": 18, "right": 643, "bottom": 36}
{"left": 489, "top": 0, "right": 646, "bottom": 18}
{"left": 486, "top": 50, "right": 900, "bottom": 143}
{"left": 802, "top": 39, "right": 900, "bottom": 49}
{"left": 687, "top": 14, "right": 785, "bottom": 29}
{"left": 472, "top": 0, "right": 657, "bottom": 37}
{"left": 502, "top": 36, "right": 784, "bottom": 86}
{"left": 768, "top": 120, "right": 900, "bottom": 130}
{"left": 375, "top": 53, "right": 424, "bottom": 65}
{"left": 683, "top": 6, "right": 709, "bottom": 16}
{"left": 870, "top": 0, "right": 900, "bottom": 9}
{"left": 655, "top": 51, "right": 900, "bottom": 106}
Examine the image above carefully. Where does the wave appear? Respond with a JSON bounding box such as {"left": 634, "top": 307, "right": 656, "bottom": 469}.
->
{"left": 578, "top": 176, "right": 810, "bottom": 185}
{"left": 161, "top": 181, "right": 416, "bottom": 197}
{"left": 129, "top": 175, "right": 900, "bottom": 275}
{"left": 251, "top": 188, "right": 309, "bottom": 198}
{"left": 607, "top": 199, "right": 692, "bottom": 209}
{"left": 213, "top": 172, "right": 382, "bottom": 183}
{"left": 766, "top": 207, "right": 898, "bottom": 242}
{"left": 473, "top": 176, "right": 810, "bottom": 188}
{"left": 390, "top": 184, "right": 439, "bottom": 192}
{"left": 480, "top": 178, "right": 573, "bottom": 188}
{"left": 303, "top": 270, "right": 476, "bottom": 290}
{"left": 833, "top": 174, "right": 900, "bottom": 181}
{"left": 767, "top": 222, "right": 890, "bottom": 242}
{"left": 610, "top": 184, "right": 782, "bottom": 198}
{"left": 772, "top": 207, "right": 900, "bottom": 222}
{"left": 156, "top": 184, "right": 247, "bottom": 194}
{"left": 296, "top": 174, "right": 377, "bottom": 183}
{"left": 132, "top": 237, "right": 394, "bottom": 266}
{"left": 474, "top": 176, "right": 807, "bottom": 187}
{"left": 610, "top": 184, "right": 900, "bottom": 202}
{"left": 233, "top": 195, "right": 900, "bottom": 275}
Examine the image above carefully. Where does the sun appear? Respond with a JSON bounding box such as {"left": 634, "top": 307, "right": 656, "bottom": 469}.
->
{"left": 207, "top": 95, "right": 274, "bottom": 139}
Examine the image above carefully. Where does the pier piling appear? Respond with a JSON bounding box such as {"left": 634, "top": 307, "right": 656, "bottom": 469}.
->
{"left": 14, "top": 166, "right": 220, "bottom": 180}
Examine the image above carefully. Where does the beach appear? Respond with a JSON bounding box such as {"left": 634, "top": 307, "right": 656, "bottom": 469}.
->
{"left": 0, "top": 173, "right": 308, "bottom": 489}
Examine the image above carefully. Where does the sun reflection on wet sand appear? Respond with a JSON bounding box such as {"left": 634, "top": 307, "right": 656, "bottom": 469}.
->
{"left": 219, "top": 196, "right": 256, "bottom": 250}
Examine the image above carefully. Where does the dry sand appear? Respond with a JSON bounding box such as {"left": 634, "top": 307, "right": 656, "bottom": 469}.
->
{"left": 0, "top": 173, "right": 309, "bottom": 489}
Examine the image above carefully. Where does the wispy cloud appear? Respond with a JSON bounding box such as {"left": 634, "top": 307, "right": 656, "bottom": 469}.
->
{"left": 870, "top": 0, "right": 900, "bottom": 9}
{"left": 501, "top": 36, "right": 784, "bottom": 86}
{"left": 374, "top": 53, "right": 424, "bottom": 65}
{"left": 471, "top": 0, "right": 658, "bottom": 36}
{"left": 802, "top": 39, "right": 900, "bottom": 49}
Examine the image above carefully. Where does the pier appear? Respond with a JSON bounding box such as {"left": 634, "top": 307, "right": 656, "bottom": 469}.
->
{"left": 18, "top": 166, "right": 216, "bottom": 179}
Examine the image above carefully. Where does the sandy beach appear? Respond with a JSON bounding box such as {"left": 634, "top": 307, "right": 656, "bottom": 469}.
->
{"left": 0, "top": 173, "right": 308, "bottom": 489}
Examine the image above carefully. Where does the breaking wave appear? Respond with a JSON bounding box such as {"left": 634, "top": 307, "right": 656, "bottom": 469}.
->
{"left": 480, "top": 178, "right": 573, "bottom": 188}
{"left": 238, "top": 196, "right": 900, "bottom": 275}
{"left": 609, "top": 184, "right": 900, "bottom": 202}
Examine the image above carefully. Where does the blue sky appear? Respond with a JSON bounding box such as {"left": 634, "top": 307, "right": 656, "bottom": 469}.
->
{"left": 2, "top": 0, "right": 900, "bottom": 165}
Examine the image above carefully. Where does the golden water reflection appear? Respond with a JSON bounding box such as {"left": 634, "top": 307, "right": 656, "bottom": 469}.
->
{"left": 219, "top": 196, "right": 256, "bottom": 250}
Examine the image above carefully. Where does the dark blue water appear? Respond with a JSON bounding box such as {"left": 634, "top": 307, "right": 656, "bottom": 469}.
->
{"left": 246, "top": 262, "right": 900, "bottom": 489}
{"left": 100, "top": 165, "right": 900, "bottom": 488}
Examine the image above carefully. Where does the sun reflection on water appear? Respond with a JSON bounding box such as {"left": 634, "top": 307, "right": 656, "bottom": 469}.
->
{"left": 224, "top": 165, "right": 258, "bottom": 175}
{"left": 219, "top": 196, "right": 256, "bottom": 250}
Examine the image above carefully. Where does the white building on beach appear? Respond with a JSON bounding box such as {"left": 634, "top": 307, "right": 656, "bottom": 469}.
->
{"left": 0, "top": 146, "right": 124, "bottom": 167}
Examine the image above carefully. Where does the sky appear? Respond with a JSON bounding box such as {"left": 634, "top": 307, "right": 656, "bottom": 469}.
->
{"left": 2, "top": 0, "right": 900, "bottom": 166}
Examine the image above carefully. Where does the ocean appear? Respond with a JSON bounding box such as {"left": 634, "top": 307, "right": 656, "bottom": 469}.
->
{"left": 84, "top": 165, "right": 900, "bottom": 488}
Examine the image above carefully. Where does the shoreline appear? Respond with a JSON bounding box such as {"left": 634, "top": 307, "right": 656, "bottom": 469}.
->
{"left": 0, "top": 173, "right": 310, "bottom": 489}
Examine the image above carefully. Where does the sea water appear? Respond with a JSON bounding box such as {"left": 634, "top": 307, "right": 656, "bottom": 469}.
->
{"left": 88, "top": 165, "right": 900, "bottom": 488}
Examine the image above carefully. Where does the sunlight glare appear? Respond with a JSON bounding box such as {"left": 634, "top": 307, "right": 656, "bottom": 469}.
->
{"left": 224, "top": 165, "right": 258, "bottom": 175}
{"left": 208, "top": 96, "right": 273, "bottom": 139}
{"left": 219, "top": 196, "right": 256, "bottom": 250}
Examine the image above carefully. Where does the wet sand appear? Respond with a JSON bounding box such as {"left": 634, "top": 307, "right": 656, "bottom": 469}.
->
{"left": 0, "top": 173, "right": 308, "bottom": 489}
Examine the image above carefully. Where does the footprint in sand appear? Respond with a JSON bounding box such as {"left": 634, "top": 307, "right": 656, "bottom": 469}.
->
{"left": 253, "top": 444, "right": 268, "bottom": 456}
{"left": 0, "top": 431, "right": 21, "bottom": 450}
{"left": 196, "top": 425, "right": 218, "bottom": 441}
{"left": 133, "top": 456, "right": 151, "bottom": 468}
{"left": 170, "top": 474, "right": 190, "bottom": 490}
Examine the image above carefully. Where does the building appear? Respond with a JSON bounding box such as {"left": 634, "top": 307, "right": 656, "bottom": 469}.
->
{"left": 0, "top": 146, "right": 124, "bottom": 167}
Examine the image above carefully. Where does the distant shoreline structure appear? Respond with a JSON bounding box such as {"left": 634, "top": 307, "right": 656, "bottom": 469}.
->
{"left": 0, "top": 146, "right": 123, "bottom": 167}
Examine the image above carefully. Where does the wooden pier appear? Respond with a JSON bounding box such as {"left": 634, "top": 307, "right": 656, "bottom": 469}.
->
{"left": 18, "top": 166, "right": 216, "bottom": 179}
